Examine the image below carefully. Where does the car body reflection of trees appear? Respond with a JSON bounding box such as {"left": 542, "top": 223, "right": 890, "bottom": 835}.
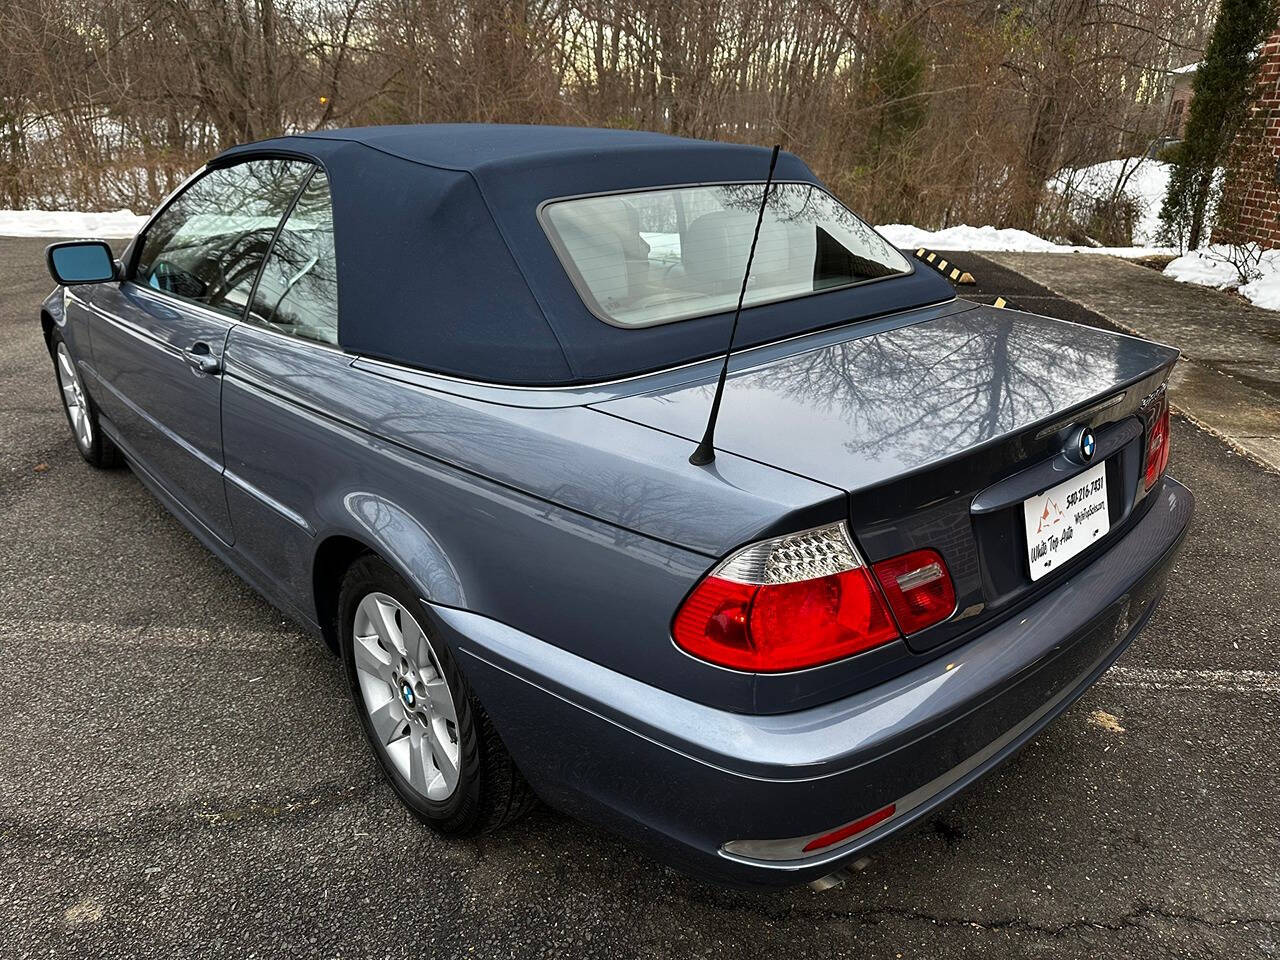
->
{"left": 752, "top": 313, "right": 1126, "bottom": 467}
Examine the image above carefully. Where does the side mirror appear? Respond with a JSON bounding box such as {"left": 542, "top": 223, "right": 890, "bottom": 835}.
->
{"left": 46, "top": 240, "right": 119, "bottom": 285}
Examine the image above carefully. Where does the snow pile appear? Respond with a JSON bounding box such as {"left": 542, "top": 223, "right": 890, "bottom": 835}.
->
{"left": 1243, "top": 269, "right": 1280, "bottom": 310}
{"left": 1164, "top": 244, "right": 1280, "bottom": 310}
{"left": 0, "top": 209, "right": 145, "bottom": 238}
{"left": 1048, "top": 158, "right": 1171, "bottom": 245}
{"left": 0, "top": 204, "right": 1177, "bottom": 261}
{"left": 1163, "top": 247, "right": 1243, "bottom": 289}
{"left": 875, "top": 222, "right": 1172, "bottom": 257}
{"left": 876, "top": 223, "right": 1062, "bottom": 253}
{"left": 879, "top": 156, "right": 1175, "bottom": 252}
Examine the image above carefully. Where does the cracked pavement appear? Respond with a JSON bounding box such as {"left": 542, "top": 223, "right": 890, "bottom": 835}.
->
{"left": 1, "top": 236, "right": 1277, "bottom": 958}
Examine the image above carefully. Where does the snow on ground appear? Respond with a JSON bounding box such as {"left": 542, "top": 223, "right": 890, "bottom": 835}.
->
{"left": 0, "top": 205, "right": 1176, "bottom": 257}
{"left": 1165, "top": 245, "right": 1280, "bottom": 310}
{"left": 876, "top": 223, "right": 1062, "bottom": 252}
{"left": 875, "top": 222, "right": 1172, "bottom": 257}
{"left": 1244, "top": 269, "right": 1280, "bottom": 310}
{"left": 1163, "top": 247, "right": 1243, "bottom": 289}
{"left": 881, "top": 155, "right": 1180, "bottom": 253}
{"left": 0, "top": 209, "right": 146, "bottom": 238}
{"left": 1244, "top": 268, "right": 1280, "bottom": 309}
{"left": 1047, "top": 158, "right": 1171, "bottom": 245}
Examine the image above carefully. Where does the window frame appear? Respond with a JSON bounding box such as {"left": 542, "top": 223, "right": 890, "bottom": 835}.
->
{"left": 535, "top": 180, "right": 916, "bottom": 330}
{"left": 126, "top": 155, "right": 317, "bottom": 323}
{"left": 238, "top": 166, "right": 341, "bottom": 349}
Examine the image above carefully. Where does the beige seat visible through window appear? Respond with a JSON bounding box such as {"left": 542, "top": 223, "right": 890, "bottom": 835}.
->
{"left": 681, "top": 211, "right": 793, "bottom": 295}
{"left": 550, "top": 198, "right": 651, "bottom": 313}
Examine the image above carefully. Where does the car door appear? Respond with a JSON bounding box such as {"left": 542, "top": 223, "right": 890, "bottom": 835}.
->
{"left": 86, "top": 157, "right": 314, "bottom": 543}
{"left": 219, "top": 169, "right": 346, "bottom": 612}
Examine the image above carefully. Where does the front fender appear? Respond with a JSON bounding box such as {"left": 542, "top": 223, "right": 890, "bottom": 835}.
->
{"left": 40, "top": 287, "right": 66, "bottom": 352}
{"left": 41, "top": 286, "right": 65, "bottom": 325}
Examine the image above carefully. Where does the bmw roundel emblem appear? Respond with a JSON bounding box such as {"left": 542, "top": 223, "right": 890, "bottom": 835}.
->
{"left": 1080, "top": 429, "right": 1096, "bottom": 462}
{"left": 1065, "top": 425, "right": 1096, "bottom": 464}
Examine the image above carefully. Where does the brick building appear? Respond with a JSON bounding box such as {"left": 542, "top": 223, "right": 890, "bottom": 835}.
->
{"left": 1167, "top": 61, "right": 1199, "bottom": 139}
{"left": 1216, "top": 32, "right": 1280, "bottom": 248}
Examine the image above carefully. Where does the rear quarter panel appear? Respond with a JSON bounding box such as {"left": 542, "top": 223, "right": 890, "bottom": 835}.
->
{"left": 218, "top": 324, "right": 844, "bottom": 711}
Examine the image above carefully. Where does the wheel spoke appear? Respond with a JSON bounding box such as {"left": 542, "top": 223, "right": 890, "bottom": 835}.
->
{"left": 427, "top": 718, "right": 459, "bottom": 788}
{"left": 408, "top": 726, "right": 430, "bottom": 792}
{"left": 366, "top": 697, "right": 405, "bottom": 746}
{"left": 57, "top": 349, "right": 75, "bottom": 381}
{"left": 372, "top": 597, "right": 404, "bottom": 654}
{"left": 356, "top": 594, "right": 401, "bottom": 651}
{"left": 385, "top": 737, "right": 411, "bottom": 779}
{"left": 423, "top": 677, "right": 454, "bottom": 721}
{"left": 352, "top": 632, "right": 392, "bottom": 681}
{"left": 401, "top": 614, "right": 429, "bottom": 669}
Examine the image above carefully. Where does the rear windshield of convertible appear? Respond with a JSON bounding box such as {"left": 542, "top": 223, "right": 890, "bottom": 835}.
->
{"left": 541, "top": 182, "right": 912, "bottom": 328}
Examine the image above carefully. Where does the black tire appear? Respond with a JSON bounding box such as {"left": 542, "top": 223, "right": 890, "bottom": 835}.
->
{"left": 49, "top": 329, "right": 122, "bottom": 469}
{"left": 338, "top": 553, "right": 536, "bottom": 835}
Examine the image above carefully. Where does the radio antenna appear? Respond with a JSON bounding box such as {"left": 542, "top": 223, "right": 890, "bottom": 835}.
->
{"left": 689, "top": 144, "right": 780, "bottom": 466}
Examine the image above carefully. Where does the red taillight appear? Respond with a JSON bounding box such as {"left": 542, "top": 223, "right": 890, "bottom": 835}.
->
{"left": 672, "top": 523, "right": 900, "bottom": 672}
{"left": 801, "top": 803, "right": 897, "bottom": 853}
{"left": 1143, "top": 387, "right": 1171, "bottom": 490}
{"left": 872, "top": 548, "right": 957, "bottom": 634}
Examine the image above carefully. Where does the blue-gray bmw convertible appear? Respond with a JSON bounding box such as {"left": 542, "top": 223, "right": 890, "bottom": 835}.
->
{"left": 39, "top": 125, "right": 1190, "bottom": 887}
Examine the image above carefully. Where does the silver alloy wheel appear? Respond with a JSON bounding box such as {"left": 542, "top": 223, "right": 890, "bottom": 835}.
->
{"left": 352, "top": 592, "right": 461, "bottom": 801}
{"left": 56, "top": 342, "right": 92, "bottom": 451}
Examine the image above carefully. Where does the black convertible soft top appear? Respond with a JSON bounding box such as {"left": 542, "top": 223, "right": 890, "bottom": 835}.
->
{"left": 216, "top": 125, "right": 953, "bottom": 385}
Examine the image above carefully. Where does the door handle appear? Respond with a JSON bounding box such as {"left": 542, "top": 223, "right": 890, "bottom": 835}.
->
{"left": 184, "top": 342, "right": 221, "bottom": 375}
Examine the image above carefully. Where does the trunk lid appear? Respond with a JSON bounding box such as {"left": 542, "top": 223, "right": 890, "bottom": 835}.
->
{"left": 591, "top": 302, "right": 1178, "bottom": 652}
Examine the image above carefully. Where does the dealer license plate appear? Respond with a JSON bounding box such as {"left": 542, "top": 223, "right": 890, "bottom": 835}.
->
{"left": 1023, "top": 461, "right": 1109, "bottom": 581}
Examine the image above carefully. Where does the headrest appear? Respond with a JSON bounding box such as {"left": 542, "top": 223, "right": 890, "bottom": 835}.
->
{"left": 682, "top": 210, "right": 791, "bottom": 294}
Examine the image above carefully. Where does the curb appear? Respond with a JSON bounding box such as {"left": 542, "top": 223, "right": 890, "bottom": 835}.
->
{"left": 1167, "top": 361, "right": 1280, "bottom": 475}
{"left": 914, "top": 248, "right": 975, "bottom": 285}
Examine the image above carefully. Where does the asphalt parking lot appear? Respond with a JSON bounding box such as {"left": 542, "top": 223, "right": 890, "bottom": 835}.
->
{"left": 2, "top": 236, "right": 1278, "bottom": 959}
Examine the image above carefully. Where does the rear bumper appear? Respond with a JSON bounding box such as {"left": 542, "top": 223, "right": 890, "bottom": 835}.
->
{"left": 437, "top": 476, "right": 1193, "bottom": 887}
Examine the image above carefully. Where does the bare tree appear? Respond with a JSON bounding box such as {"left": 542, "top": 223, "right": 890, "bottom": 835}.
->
{"left": 0, "top": 0, "right": 1217, "bottom": 231}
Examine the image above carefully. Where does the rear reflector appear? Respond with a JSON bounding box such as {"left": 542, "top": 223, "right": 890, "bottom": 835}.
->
{"left": 672, "top": 522, "right": 900, "bottom": 672}
{"left": 801, "top": 804, "right": 897, "bottom": 852}
{"left": 1143, "top": 386, "right": 1171, "bottom": 491}
{"left": 872, "top": 548, "right": 957, "bottom": 634}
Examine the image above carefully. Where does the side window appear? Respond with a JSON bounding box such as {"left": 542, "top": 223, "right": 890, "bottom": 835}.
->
{"left": 246, "top": 171, "right": 339, "bottom": 346}
{"left": 134, "top": 159, "right": 312, "bottom": 318}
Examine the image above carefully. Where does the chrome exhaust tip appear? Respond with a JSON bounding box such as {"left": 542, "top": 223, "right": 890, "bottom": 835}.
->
{"left": 806, "top": 857, "right": 871, "bottom": 891}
